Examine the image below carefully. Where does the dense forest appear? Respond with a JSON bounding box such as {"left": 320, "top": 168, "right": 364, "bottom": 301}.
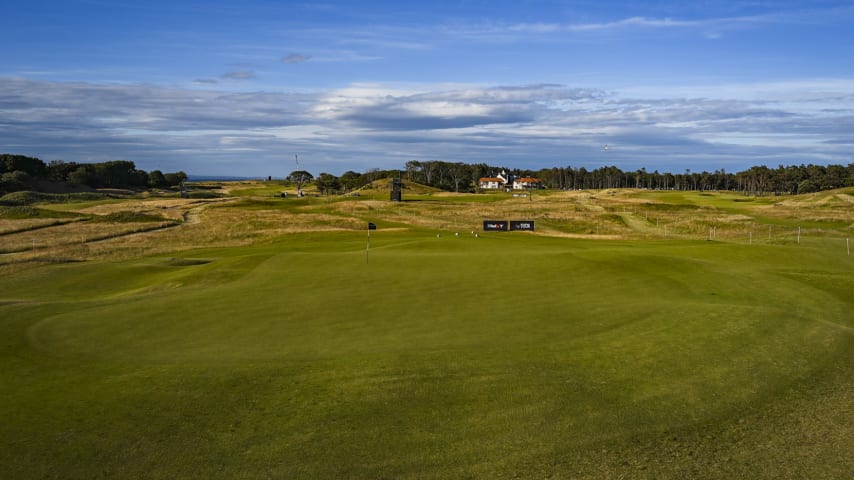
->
{"left": 3, "top": 153, "right": 852, "bottom": 197}
{"left": 0, "top": 154, "right": 187, "bottom": 195}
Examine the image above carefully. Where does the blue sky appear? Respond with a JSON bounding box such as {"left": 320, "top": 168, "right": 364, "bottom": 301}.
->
{"left": 2, "top": 0, "right": 853, "bottom": 176}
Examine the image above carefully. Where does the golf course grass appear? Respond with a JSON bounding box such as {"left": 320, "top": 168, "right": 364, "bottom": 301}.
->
{"left": 1, "top": 185, "right": 852, "bottom": 478}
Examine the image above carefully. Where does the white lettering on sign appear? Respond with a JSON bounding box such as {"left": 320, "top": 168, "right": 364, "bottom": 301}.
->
{"left": 509, "top": 220, "right": 535, "bottom": 231}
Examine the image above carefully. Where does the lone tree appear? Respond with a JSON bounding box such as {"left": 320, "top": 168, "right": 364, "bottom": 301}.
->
{"left": 288, "top": 170, "right": 313, "bottom": 193}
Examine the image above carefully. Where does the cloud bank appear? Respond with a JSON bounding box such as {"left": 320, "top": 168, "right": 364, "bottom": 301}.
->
{"left": 1, "top": 77, "right": 852, "bottom": 176}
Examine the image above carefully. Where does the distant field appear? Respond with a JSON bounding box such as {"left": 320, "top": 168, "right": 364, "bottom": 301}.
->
{"left": 1, "top": 184, "right": 852, "bottom": 479}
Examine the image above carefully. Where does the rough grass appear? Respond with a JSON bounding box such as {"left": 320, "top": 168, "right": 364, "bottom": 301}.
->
{"left": 0, "top": 190, "right": 118, "bottom": 206}
{"left": 89, "top": 210, "right": 172, "bottom": 223}
{"left": 0, "top": 184, "right": 851, "bottom": 479}
{"left": 0, "top": 205, "right": 86, "bottom": 220}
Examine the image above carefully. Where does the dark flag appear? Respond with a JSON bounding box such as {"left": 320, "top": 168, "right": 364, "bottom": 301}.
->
{"left": 368, "top": 222, "right": 377, "bottom": 230}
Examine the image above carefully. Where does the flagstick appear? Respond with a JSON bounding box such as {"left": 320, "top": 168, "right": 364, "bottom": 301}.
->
{"left": 366, "top": 226, "right": 370, "bottom": 264}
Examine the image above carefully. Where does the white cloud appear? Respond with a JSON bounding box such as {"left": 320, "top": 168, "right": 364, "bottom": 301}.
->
{"left": 1, "top": 76, "right": 852, "bottom": 175}
{"left": 569, "top": 16, "right": 700, "bottom": 32}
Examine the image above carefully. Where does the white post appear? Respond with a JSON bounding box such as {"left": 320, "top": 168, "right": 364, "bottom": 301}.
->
{"left": 749, "top": 231, "right": 752, "bottom": 244}
{"left": 847, "top": 238, "right": 850, "bottom": 256}
{"left": 798, "top": 226, "right": 801, "bottom": 245}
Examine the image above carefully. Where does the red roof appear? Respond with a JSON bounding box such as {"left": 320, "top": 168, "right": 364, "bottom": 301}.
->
{"left": 479, "top": 177, "right": 505, "bottom": 183}
{"left": 515, "top": 177, "right": 541, "bottom": 183}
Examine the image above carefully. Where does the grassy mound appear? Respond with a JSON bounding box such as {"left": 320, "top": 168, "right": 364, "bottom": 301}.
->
{"left": 0, "top": 205, "right": 86, "bottom": 219}
{"left": 0, "top": 191, "right": 114, "bottom": 206}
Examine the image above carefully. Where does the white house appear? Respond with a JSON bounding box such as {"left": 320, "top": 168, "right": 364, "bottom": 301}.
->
{"left": 479, "top": 171, "right": 512, "bottom": 190}
{"left": 512, "top": 177, "right": 543, "bottom": 190}
{"left": 478, "top": 177, "right": 506, "bottom": 190}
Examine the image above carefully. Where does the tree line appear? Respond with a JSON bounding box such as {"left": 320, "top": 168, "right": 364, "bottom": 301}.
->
{"left": 286, "top": 168, "right": 398, "bottom": 195}
{"left": 0, "top": 154, "right": 187, "bottom": 195}
{"left": 4, "top": 153, "right": 852, "bottom": 197}
{"left": 304, "top": 160, "right": 854, "bottom": 196}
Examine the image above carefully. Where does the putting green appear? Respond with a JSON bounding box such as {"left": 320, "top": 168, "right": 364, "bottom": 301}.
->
{"left": 2, "top": 230, "right": 852, "bottom": 478}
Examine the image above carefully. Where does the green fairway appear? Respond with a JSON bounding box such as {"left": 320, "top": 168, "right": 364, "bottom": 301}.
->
{"left": 1, "top": 189, "right": 852, "bottom": 478}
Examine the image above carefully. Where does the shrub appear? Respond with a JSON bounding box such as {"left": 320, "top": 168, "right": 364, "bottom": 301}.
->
{"left": 0, "top": 170, "right": 31, "bottom": 193}
{"left": 797, "top": 179, "right": 818, "bottom": 194}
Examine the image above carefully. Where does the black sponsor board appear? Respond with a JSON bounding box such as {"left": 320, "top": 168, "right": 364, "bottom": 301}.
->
{"left": 483, "top": 220, "right": 534, "bottom": 231}
{"left": 483, "top": 220, "right": 509, "bottom": 231}
{"left": 510, "top": 220, "right": 535, "bottom": 231}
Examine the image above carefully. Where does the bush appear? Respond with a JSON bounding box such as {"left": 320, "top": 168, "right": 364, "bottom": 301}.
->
{"left": 0, "top": 170, "right": 31, "bottom": 193}
{"left": 797, "top": 179, "right": 818, "bottom": 194}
